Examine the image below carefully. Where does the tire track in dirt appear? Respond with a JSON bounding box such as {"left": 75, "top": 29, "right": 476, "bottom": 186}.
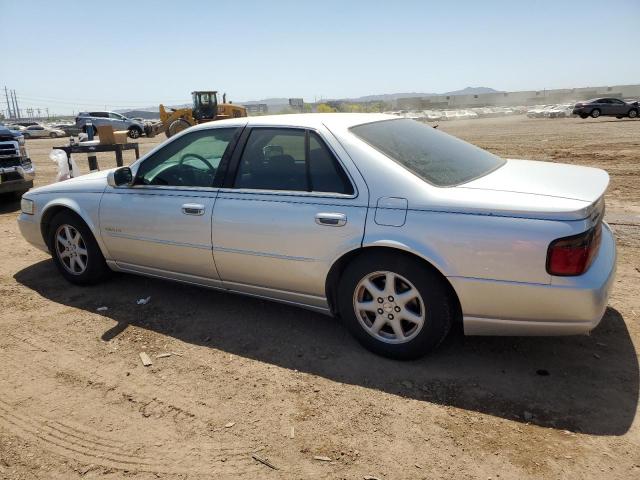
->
{"left": 0, "top": 334, "right": 263, "bottom": 476}
{"left": 0, "top": 398, "right": 261, "bottom": 475}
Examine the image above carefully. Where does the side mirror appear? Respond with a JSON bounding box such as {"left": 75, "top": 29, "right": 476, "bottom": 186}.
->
{"left": 107, "top": 166, "right": 134, "bottom": 188}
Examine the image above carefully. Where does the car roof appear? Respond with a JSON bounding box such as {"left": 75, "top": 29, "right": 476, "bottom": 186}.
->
{"left": 190, "top": 113, "right": 397, "bottom": 131}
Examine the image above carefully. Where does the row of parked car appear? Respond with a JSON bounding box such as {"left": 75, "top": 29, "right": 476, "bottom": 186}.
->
{"left": 389, "top": 106, "right": 527, "bottom": 121}
{"left": 6, "top": 111, "right": 150, "bottom": 140}
{"left": 390, "top": 97, "right": 640, "bottom": 122}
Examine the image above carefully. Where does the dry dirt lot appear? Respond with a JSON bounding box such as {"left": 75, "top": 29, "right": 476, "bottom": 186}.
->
{"left": 0, "top": 116, "right": 638, "bottom": 479}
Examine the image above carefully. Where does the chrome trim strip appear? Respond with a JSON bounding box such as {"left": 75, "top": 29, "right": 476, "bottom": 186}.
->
{"left": 212, "top": 245, "right": 316, "bottom": 262}
{"left": 103, "top": 231, "right": 211, "bottom": 250}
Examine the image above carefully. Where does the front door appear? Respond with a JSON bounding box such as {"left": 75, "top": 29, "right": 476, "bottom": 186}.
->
{"left": 99, "top": 127, "right": 240, "bottom": 284}
{"left": 211, "top": 126, "right": 368, "bottom": 307}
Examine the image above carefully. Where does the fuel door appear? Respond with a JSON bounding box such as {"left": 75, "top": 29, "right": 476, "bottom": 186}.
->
{"left": 374, "top": 196, "right": 408, "bottom": 227}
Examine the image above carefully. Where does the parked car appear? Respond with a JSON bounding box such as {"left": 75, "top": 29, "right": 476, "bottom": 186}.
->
{"left": 75, "top": 111, "right": 145, "bottom": 138}
{"left": 52, "top": 123, "right": 82, "bottom": 136}
{"left": 0, "top": 123, "right": 35, "bottom": 198}
{"left": 21, "top": 124, "right": 66, "bottom": 139}
{"left": 17, "top": 114, "right": 616, "bottom": 359}
{"left": 572, "top": 98, "right": 639, "bottom": 119}
{"left": 544, "top": 104, "right": 574, "bottom": 118}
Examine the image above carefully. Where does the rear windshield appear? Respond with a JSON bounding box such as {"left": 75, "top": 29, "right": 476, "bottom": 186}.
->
{"left": 350, "top": 118, "right": 505, "bottom": 187}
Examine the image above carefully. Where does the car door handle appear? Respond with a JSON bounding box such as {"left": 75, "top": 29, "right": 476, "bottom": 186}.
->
{"left": 181, "top": 203, "right": 205, "bottom": 216}
{"left": 315, "top": 212, "right": 347, "bottom": 227}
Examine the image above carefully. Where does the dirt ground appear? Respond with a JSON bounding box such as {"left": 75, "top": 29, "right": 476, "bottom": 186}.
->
{"left": 0, "top": 115, "right": 638, "bottom": 479}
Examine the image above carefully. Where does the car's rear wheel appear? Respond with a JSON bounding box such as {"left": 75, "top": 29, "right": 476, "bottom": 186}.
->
{"left": 50, "top": 132, "right": 57, "bottom": 138}
{"left": 48, "top": 210, "right": 110, "bottom": 285}
{"left": 629, "top": 109, "right": 638, "bottom": 119}
{"left": 591, "top": 109, "right": 601, "bottom": 118}
{"left": 337, "top": 251, "right": 453, "bottom": 359}
{"left": 22, "top": 132, "right": 30, "bottom": 139}
{"left": 128, "top": 127, "right": 141, "bottom": 139}
{"left": 579, "top": 113, "right": 588, "bottom": 119}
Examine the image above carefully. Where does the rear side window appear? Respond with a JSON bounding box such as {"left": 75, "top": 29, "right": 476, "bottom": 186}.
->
{"left": 350, "top": 118, "right": 505, "bottom": 187}
{"left": 234, "top": 128, "right": 353, "bottom": 194}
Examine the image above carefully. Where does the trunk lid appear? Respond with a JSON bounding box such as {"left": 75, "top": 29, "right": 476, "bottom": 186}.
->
{"left": 460, "top": 159, "right": 609, "bottom": 203}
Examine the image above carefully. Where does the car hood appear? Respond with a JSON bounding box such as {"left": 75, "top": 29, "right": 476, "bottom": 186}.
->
{"left": 28, "top": 169, "right": 111, "bottom": 195}
{"left": 460, "top": 159, "right": 609, "bottom": 202}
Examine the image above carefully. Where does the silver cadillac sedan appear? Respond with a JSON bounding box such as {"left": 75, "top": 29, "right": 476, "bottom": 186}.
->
{"left": 17, "top": 114, "right": 616, "bottom": 359}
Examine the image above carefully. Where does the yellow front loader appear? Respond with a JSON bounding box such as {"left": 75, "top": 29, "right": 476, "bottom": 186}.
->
{"left": 152, "top": 91, "right": 247, "bottom": 138}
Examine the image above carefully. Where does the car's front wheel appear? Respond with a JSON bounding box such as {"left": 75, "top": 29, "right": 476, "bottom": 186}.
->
{"left": 591, "top": 108, "right": 601, "bottom": 118}
{"left": 629, "top": 109, "right": 638, "bottom": 119}
{"left": 338, "top": 251, "right": 453, "bottom": 359}
{"left": 48, "top": 210, "right": 110, "bottom": 285}
{"left": 50, "top": 132, "right": 57, "bottom": 138}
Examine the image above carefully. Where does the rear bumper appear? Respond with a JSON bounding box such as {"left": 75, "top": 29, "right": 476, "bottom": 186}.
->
{"left": 452, "top": 223, "right": 617, "bottom": 336}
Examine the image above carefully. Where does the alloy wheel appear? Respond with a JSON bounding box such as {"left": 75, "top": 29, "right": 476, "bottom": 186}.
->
{"left": 353, "top": 271, "right": 426, "bottom": 344}
{"left": 55, "top": 224, "right": 89, "bottom": 275}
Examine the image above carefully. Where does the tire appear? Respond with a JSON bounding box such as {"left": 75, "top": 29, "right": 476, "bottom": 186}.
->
{"left": 167, "top": 119, "right": 191, "bottom": 138}
{"left": 50, "top": 132, "right": 57, "bottom": 138}
{"left": 629, "top": 109, "right": 638, "bottom": 119}
{"left": 579, "top": 114, "right": 588, "bottom": 119}
{"left": 22, "top": 132, "right": 30, "bottom": 139}
{"left": 616, "top": 116, "right": 623, "bottom": 119}
{"left": 47, "top": 210, "right": 110, "bottom": 285}
{"left": 128, "top": 127, "right": 141, "bottom": 139}
{"left": 591, "top": 109, "right": 601, "bottom": 118}
{"left": 337, "top": 251, "right": 453, "bottom": 360}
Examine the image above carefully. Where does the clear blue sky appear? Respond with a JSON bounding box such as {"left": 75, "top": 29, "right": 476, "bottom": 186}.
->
{"left": 1, "top": 0, "right": 638, "bottom": 114}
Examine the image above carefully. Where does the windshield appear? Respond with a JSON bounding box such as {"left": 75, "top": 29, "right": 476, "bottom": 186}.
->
{"left": 350, "top": 118, "right": 505, "bottom": 187}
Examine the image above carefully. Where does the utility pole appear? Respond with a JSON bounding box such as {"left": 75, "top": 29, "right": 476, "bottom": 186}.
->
{"left": 11, "top": 90, "right": 20, "bottom": 119}
{"left": 4, "top": 86, "right": 13, "bottom": 119}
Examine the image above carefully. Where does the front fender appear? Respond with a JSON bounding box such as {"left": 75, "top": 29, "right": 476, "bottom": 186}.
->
{"left": 39, "top": 194, "right": 109, "bottom": 258}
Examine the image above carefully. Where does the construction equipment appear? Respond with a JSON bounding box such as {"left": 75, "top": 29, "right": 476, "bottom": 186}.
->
{"left": 152, "top": 91, "right": 247, "bottom": 138}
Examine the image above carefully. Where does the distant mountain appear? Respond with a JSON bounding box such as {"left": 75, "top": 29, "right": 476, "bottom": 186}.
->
{"left": 342, "top": 87, "right": 501, "bottom": 103}
{"left": 444, "top": 86, "right": 501, "bottom": 96}
{"left": 239, "top": 97, "right": 289, "bottom": 106}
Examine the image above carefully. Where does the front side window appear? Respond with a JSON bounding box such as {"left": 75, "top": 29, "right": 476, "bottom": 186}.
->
{"left": 136, "top": 128, "right": 237, "bottom": 187}
{"left": 350, "top": 118, "right": 505, "bottom": 187}
{"left": 109, "top": 113, "right": 124, "bottom": 120}
{"left": 234, "top": 128, "right": 353, "bottom": 194}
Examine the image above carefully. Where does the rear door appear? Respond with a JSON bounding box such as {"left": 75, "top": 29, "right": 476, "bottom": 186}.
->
{"left": 211, "top": 125, "right": 368, "bottom": 308}
{"left": 609, "top": 98, "right": 627, "bottom": 115}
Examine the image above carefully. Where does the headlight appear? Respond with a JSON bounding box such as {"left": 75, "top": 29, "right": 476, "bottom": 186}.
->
{"left": 21, "top": 198, "right": 35, "bottom": 215}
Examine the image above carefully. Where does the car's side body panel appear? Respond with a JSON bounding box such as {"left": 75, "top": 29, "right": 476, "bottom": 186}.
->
{"left": 17, "top": 114, "right": 617, "bottom": 340}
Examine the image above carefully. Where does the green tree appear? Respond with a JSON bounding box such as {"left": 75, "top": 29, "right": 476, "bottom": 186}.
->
{"left": 316, "top": 103, "right": 337, "bottom": 113}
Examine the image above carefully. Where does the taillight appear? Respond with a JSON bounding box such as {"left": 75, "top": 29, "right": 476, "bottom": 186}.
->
{"left": 546, "top": 225, "right": 602, "bottom": 276}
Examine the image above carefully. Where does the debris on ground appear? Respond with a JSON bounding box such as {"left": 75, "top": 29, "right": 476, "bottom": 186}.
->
{"left": 136, "top": 296, "right": 151, "bottom": 305}
{"left": 314, "top": 455, "right": 331, "bottom": 461}
{"left": 290, "top": 426, "right": 295, "bottom": 439}
{"left": 224, "top": 422, "right": 235, "bottom": 428}
{"left": 155, "top": 353, "right": 172, "bottom": 359}
{"left": 139, "top": 352, "right": 153, "bottom": 367}
{"left": 364, "top": 476, "right": 381, "bottom": 480}
{"left": 251, "top": 454, "right": 277, "bottom": 470}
